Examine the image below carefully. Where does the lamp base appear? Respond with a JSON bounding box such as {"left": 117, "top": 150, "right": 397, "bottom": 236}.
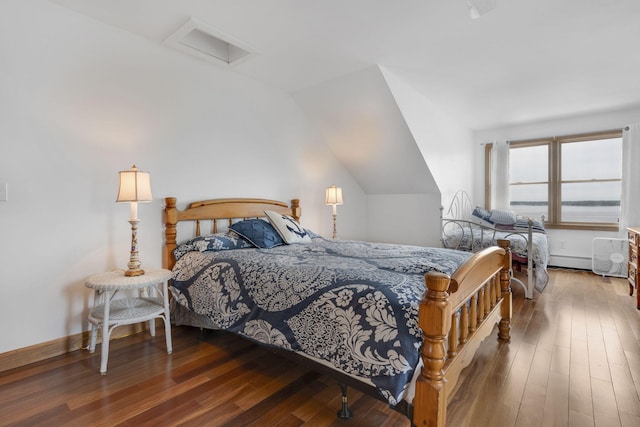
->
{"left": 124, "top": 268, "right": 145, "bottom": 277}
{"left": 125, "top": 218, "right": 145, "bottom": 277}
{"left": 332, "top": 213, "right": 338, "bottom": 239}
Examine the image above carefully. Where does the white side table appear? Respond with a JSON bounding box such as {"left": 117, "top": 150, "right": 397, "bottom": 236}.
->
{"left": 85, "top": 268, "right": 173, "bottom": 374}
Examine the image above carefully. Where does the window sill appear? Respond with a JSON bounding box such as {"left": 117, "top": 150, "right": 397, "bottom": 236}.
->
{"left": 545, "top": 223, "right": 619, "bottom": 232}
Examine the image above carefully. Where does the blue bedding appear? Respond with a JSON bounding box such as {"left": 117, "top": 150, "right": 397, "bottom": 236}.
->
{"left": 170, "top": 237, "right": 471, "bottom": 405}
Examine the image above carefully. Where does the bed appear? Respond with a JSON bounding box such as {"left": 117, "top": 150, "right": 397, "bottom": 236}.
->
{"left": 441, "top": 190, "right": 549, "bottom": 299}
{"left": 163, "top": 196, "right": 513, "bottom": 427}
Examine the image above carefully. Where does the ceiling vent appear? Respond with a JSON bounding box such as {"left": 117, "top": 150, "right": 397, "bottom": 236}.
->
{"left": 164, "top": 18, "right": 255, "bottom": 67}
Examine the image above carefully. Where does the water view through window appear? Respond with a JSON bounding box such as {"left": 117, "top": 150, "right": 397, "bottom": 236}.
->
{"left": 509, "top": 136, "right": 622, "bottom": 225}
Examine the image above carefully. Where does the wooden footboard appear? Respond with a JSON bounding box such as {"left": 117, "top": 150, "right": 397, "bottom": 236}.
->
{"left": 414, "top": 239, "right": 511, "bottom": 427}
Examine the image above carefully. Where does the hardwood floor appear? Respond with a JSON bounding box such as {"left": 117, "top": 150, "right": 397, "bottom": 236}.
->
{"left": 1, "top": 270, "right": 639, "bottom": 426}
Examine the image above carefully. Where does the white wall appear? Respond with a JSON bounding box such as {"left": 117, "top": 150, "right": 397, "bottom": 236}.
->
{"left": 294, "top": 66, "right": 477, "bottom": 246}
{"left": 474, "top": 107, "right": 640, "bottom": 268}
{"left": 366, "top": 193, "right": 442, "bottom": 246}
{"left": 293, "top": 66, "right": 438, "bottom": 196}
{"left": 293, "top": 66, "right": 442, "bottom": 245}
{"left": 0, "top": 0, "right": 365, "bottom": 354}
{"left": 380, "top": 67, "right": 475, "bottom": 210}
{"left": 379, "top": 66, "right": 475, "bottom": 247}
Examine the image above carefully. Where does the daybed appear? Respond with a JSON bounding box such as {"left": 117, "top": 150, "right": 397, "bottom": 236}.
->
{"left": 163, "top": 196, "right": 513, "bottom": 427}
{"left": 441, "top": 190, "right": 549, "bottom": 299}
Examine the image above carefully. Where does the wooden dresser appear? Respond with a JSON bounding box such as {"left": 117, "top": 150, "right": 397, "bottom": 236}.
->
{"left": 628, "top": 227, "right": 640, "bottom": 309}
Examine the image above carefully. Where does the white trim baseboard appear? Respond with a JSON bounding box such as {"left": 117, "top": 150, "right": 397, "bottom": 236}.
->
{"left": 0, "top": 323, "right": 150, "bottom": 373}
{"left": 548, "top": 254, "right": 592, "bottom": 270}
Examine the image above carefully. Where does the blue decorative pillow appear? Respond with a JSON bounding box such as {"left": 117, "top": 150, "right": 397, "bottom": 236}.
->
{"left": 471, "top": 206, "right": 494, "bottom": 227}
{"left": 264, "top": 210, "right": 311, "bottom": 244}
{"left": 173, "top": 232, "right": 253, "bottom": 261}
{"left": 489, "top": 209, "right": 517, "bottom": 226}
{"left": 230, "top": 219, "right": 284, "bottom": 249}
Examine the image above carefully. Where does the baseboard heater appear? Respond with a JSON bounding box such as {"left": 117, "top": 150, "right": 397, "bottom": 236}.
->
{"left": 548, "top": 254, "right": 592, "bottom": 270}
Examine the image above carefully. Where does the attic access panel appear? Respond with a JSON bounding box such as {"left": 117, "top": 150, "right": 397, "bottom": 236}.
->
{"left": 164, "top": 18, "right": 255, "bottom": 67}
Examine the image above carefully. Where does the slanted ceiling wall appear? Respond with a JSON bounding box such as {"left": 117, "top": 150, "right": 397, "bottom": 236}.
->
{"left": 294, "top": 66, "right": 474, "bottom": 246}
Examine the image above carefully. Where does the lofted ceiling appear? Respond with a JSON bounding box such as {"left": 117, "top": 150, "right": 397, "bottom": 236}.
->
{"left": 50, "top": 0, "right": 640, "bottom": 130}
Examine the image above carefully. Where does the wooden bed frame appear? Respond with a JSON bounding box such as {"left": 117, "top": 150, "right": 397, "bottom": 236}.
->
{"left": 163, "top": 197, "right": 512, "bottom": 427}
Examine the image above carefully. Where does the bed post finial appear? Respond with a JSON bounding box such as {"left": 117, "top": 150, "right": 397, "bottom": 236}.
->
{"left": 164, "top": 197, "right": 178, "bottom": 270}
{"left": 414, "top": 272, "right": 451, "bottom": 427}
{"left": 291, "top": 199, "right": 301, "bottom": 222}
{"left": 497, "top": 239, "right": 512, "bottom": 342}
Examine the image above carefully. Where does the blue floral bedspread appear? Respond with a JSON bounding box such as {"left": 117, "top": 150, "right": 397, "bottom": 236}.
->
{"left": 170, "top": 237, "right": 471, "bottom": 405}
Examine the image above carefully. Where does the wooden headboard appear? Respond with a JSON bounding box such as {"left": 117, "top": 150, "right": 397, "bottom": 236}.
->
{"left": 163, "top": 197, "right": 301, "bottom": 269}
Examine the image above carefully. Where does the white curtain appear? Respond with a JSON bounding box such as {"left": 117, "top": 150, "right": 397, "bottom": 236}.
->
{"left": 490, "top": 140, "right": 510, "bottom": 210}
{"left": 621, "top": 123, "right": 640, "bottom": 235}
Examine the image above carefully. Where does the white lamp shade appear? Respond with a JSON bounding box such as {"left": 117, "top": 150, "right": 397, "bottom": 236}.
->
{"left": 116, "top": 165, "right": 153, "bottom": 202}
{"left": 325, "top": 185, "right": 343, "bottom": 206}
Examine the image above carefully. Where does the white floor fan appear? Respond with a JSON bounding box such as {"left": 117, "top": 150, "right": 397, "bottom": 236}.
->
{"left": 592, "top": 238, "right": 628, "bottom": 278}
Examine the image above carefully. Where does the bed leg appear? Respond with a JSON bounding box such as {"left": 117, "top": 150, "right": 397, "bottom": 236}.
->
{"left": 197, "top": 328, "right": 219, "bottom": 340}
{"left": 407, "top": 404, "right": 416, "bottom": 427}
{"left": 337, "top": 383, "right": 352, "bottom": 419}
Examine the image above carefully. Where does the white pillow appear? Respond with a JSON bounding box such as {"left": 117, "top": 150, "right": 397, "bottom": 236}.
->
{"left": 264, "top": 210, "right": 312, "bottom": 244}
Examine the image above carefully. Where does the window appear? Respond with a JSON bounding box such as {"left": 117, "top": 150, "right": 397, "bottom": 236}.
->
{"left": 508, "top": 130, "right": 622, "bottom": 231}
{"left": 509, "top": 143, "right": 549, "bottom": 220}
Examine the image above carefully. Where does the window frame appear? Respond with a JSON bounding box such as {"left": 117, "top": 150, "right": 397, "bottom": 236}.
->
{"left": 486, "top": 129, "right": 623, "bottom": 232}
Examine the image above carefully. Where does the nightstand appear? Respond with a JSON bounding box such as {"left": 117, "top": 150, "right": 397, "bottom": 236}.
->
{"left": 85, "top": 268, "right": 173, "bottom": 374}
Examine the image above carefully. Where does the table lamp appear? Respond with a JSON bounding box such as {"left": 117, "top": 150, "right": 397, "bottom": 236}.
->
{"left": 325, "top": 185, "right": 343, "bottom": 239}
{"left": 116, "top": 165, "right": 153, "bottom": 276}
